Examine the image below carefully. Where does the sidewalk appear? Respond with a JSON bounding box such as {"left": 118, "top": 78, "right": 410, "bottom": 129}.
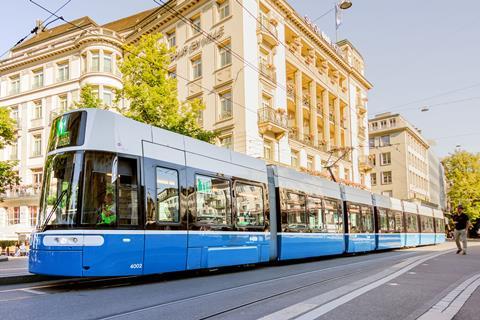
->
{"left": 0, "top": 256, "right": 47, "bottom": 285}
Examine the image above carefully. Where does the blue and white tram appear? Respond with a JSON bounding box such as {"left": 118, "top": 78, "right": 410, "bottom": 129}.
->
{"left": 372, "top": 194, "right": 404, "bottom": 250}
{"left": 342, "top": 185, "right": 376, "bottom": 253}
{"left": 433, "top": 209, "right": 446, "bottom": 244}
{"left": 268, "top": 165, "right": 345, "bottom": 260}
{"left": 29, "top": 109, "right": 445, "bottom": 277}
{"left": 418, "top": 205, "right": 436, "bottom": 246}
{"left": 403, "top": 201, "right": 421, "bottom": 247}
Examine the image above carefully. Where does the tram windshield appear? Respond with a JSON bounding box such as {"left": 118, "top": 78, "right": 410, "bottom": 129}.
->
{"left": 39, "top": 152, "right": 83, "bottom": 228}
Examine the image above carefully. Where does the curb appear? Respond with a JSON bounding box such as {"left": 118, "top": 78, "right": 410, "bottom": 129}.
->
{"left": 0, "top": 256, "right": 8, "bottom": 262}
{"left": 0, "top": 274, "right": 54, "bottom": 286}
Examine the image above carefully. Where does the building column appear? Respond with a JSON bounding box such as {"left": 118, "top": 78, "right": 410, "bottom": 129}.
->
{"left": 295, "top": 70, "right": 303, "bottom": 138}
{"left": 309, "top": 81, "right": 318, "bottom": 147}
{"left": 334, "top": 97, "right": 341, "bottom": 148}
{"left": 322, "top": 89, "right": 330, "bottom": 150}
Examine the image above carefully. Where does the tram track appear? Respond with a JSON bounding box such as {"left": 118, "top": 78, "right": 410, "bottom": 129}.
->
{"left": 94, "top": 250, "right": 428, "bottom": 320}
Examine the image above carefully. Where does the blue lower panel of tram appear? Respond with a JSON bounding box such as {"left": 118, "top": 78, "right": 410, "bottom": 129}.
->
{"left": 29, "top": 249, "right": 83, "bottom": 276}
{"left": 143, "top": 231, "right": 188, "bottom": 274}
{"left": 186, "top": 231, "right": 270, "bottom": 269}
{"left": 278, "top": 233, "right": 345, "bottom": 260}
{"left": 435, "top": 233, "right": 446, "bottom": 244}
{"left": 346, "top": 234, "right": 376, "bottom": 253}
{"left": 376, "top": 233, "right": 403, "bottom": 250}
{"left": 404, "top": 233, "right": 420, "bottom": 247}
{"left": 419, "top": 233, "right": 436, "bottom": 246}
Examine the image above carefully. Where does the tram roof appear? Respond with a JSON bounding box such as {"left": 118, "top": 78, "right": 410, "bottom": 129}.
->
{"left": 342, "top": 185, "right": 373, "bottom": 206}
{"left": 271, "top": 165, "right": 342, "bottom": 200}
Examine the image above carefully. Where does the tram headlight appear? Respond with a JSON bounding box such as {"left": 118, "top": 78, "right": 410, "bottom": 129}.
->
{"left": 54, "top": 236, "right": 79, "bottom": 245}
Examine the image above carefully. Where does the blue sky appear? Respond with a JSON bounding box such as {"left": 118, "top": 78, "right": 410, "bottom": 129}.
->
{"left": 2, "top": 0, "right": 479, "bottom": 157}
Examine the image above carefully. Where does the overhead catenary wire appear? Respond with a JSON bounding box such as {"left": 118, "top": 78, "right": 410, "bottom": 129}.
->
{"left": 0, "top": 0, "right": 73, "bottom": 59}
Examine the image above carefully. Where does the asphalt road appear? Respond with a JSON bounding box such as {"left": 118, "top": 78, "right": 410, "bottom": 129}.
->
{"left": 0, "top": 242, "right": 479, "bottom": 320}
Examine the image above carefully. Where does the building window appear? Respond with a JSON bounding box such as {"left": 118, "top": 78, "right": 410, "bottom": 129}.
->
{"left": 91, "top": 52, "right": 100, "bottom": 72}
{"left": 33, "top": 101, "right": 42, "bottom": 120}
{"left": 103, "top": 53, "right": 113, "bottom": 73}
{"left": 9, "top": 75, "right": 20, "bottom": 95}
{"left": 389, "top": 118, "right": 396, "bottom": 127}
{"left": 8, "top": 207, "right": 20, "bottom": 225}
{"left": 369, "top": 137, "right": 375, "bottom": 148}
{"left": 380, "top": 135, "right": 390, "bottom": 146}
{"left": 191, "top": 15, "right": 201, "bottom": 35}
{"left": 29, "top": 206, "right": 39, "bottom": 227}
{"left": 32, "top": 134, "right": 42, "bottom": 157}
{"left": 32, "top": 168, "right": 43, "bottom": 185}
{"left": 58, "top": 95, "right": 68, "bottom": 111}
{"left": 219, "top": 135, "right": 233, "bottom": 150}
{"left": 370, "top": 173, "right": 377, "bottom": 185}
{"left": 219, "top": 43, "right": 232, "bottom": 68}
{"left": 103, "top": 87, "right": 113, "bottom": 106}
{"left": 371, "top": 122, "right": 378, "bottom": 131}
{"left": 382, "top": 171, "right": 392, "bottom": 185}
{"left": 307, "top": 155, "right": 314, "bottom": 171}
{"left": 218, "top": 0, "right": 230, "bottom": 20}
{"left": 167, "top": 30, "right": 176, "bottom": 48}
{"left": 57, "top": 62, "right": 69, "bottom": 82}
{"left": 291, "top": 149, "right": 299, "bottom": 168}
{"left": 380, "top": 120, "right": 387, "bottom": 128}
{"left": 219, "top": 91, "right": 233, "bottom": 120}
{"left": 380, "top": 152, "right": 391, "bottom": 165}
{"left": 263, "top": 139, "right": 274, "bottom": 161}
{"left": 10, "top": 142, "right": 18, "bottom": 160}
{"left": 192, "top": 57, "right": 202, "bottom": 79}
{"left": 10, "top": 106, "right": 20, "bottom": 123}
{"left": 32, "top": 69, "right": 44, "bottom": 89}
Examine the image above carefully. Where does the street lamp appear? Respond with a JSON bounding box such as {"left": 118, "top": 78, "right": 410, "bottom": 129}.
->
{"left": 339, "top": 0, "right": 353, "bottom": 10}
{"left": 310, "top": 1, "right": 353, "bottom": 42}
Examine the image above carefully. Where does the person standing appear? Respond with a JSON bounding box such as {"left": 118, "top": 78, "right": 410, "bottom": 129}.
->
{"left": 452, "top": 205, "right": 470, "bottom": 255}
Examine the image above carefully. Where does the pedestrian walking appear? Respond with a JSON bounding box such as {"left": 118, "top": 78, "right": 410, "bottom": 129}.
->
{"left": 452, "top": 205, "right": 470, "bottom": 255}
{"left": 20, "top": 242, "right": 26, "bottom": 256}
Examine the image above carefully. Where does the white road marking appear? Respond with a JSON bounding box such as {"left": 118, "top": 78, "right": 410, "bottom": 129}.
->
{"left": 259, "top": 250, "right": 452, "bottom": 320}
{"left": 20, "top": 288, "right": 47, "bottom": 295}
{"left": 417, "top": 273, "right": 480, "bottom": 320}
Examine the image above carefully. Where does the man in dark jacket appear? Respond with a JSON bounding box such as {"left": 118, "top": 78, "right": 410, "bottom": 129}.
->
{"left": 452, "top": 205, "right": 470, "bottom": 255}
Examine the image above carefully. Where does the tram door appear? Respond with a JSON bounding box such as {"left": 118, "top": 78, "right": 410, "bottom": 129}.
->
{"left": 82, "top": 156, "right": 145, "bottom": 276}
{"left": 142, "top": 141, "right": 189, "bottom": 274}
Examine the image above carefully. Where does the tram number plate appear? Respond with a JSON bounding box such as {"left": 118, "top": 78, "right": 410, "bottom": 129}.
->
{"left": 130, "top": 263, "right": 143, "bottom": 269}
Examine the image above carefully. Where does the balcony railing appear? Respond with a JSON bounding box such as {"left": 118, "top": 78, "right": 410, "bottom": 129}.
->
{"left": 258, "top": 107, "right": 287, "bottom": 138}
{"left": 2, "top": 184, "right": 42, "bottom": 199}
{"left": 287, "top": 82, "right": 295, "bottom": 100}
{"left": 302, "top": 94, "right": 310, "bottom": 108}
{"left": 259, "top": 62, "right": 276, "bottom": 83}
{"left": 257, "top": 16, "right": 278, "bottom": 46}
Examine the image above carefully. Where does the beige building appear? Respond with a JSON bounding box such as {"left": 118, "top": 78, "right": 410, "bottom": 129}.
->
{"left": 368, "top": 112, "right": 446, "bottom": 209}
{"left": 0, "top": 0, "right": 372, "bottom": 240}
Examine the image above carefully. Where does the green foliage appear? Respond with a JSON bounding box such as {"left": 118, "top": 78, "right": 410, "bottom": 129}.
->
{"left": 116, "top": 33, "right": 217, "bottom": 143}
{"left": 442, "top": 151, "right": 480, "bottom": 221}
{"left": 0, "top": 240, "right": 17, "bottom": 249}
{"left": 0, "top": 107, "right": 20, "bottom": 196}
{"left": 0, "top": 107, "right": 16, "bottom": 149}
{"left": 73, "top": 84, "right": 104, "bottom": 110}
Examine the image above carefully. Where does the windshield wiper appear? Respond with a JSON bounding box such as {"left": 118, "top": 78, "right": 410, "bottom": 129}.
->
{"left": 42, "top": 189, "right": 68, "bottom": 232}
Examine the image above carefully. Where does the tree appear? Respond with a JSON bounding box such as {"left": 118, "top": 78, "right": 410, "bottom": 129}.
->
{"left": 0, "top": 107, "right": 20, "bottom": 197}
{"left": 442, "top": 151, "right": 480, "bottom": 221}
{"left": 116, "top": 33, "right": 217, "bottom": 143}
{"left": 73, "top": 84, "right": 104, "bottom": 109}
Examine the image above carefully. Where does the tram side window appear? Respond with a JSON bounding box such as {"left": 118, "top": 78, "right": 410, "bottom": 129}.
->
{"left": 82, "top": 152, "right": 117, "bottom": 225}
{"left": 324, "top": 199, "right": 342, "bottom": 233}
{"left": 348, "top": 204, "right": 361, "bottom": 233}
{"left": 421, "top": 216, "right": 434, "bottom": 233}
{"left": 362, "top": 206, "right": 374, "bottom": 233}
{"left": 195, "top": 175, "right": 231, "bottom": 225}
{"left": 235, "top": 183, "right": 264, "bottom": 227}
{"left": 116, "top": 158, "right": 139, "bottom": 226}
{"left": 378, "top": 208, "right": 388, "bottom": 233}
{"left": 307, "top": 196, "right": 325, "bottom": 232}
{"left": 406, "top": 213, "right": 418, "bottom": 233}
{"left": 155, "top": 167, "right": 179, "bottom": 223}
{"left": 281, "top": 190, "right": 306, "bottom": 231}
{"left": 387, "top": 210, "right": 396, "bottom": 233}
{"left": 394, "top": 211, "right": 404, "bottom": 233}
{"left": 436, "top": 218, "right": 445, "bottom": 233}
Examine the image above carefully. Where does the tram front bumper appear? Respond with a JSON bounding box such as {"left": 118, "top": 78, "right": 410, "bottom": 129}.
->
{"left": 29, "top": 249, "right": 83, "bottom": 276}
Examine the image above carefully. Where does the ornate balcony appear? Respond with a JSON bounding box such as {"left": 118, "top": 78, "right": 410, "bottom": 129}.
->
{"left": 287, "top": 82, "right": 295, "bottom": 100}
{"left": 259, "top": 62, "right": 276, "bottom": 83}
{"left": 359, "top": 155, "right": 374, "bottom": 173}
{"left": 2, "top": 184, "right": 42, "bottom": 200}
{"left": 187, "top": 78, "right": 202, "bottom": 97}
{"left": 258, "top": 107, "right": 288, "bottom": 139}
{"left": 257, "top": 16, "right": 278, "bottom": 47}
{"left": 302, "top": 94, "right": 311, "bottom": 108}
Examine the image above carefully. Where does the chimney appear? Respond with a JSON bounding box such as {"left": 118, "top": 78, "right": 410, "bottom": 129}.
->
{"left": 35, "top": 19, "right": 44, "bottom": 34}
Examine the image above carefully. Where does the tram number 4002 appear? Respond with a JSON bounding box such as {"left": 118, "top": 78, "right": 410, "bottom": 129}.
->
{"left": 130, "top": 263, "right": 143, "bottom": 269}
